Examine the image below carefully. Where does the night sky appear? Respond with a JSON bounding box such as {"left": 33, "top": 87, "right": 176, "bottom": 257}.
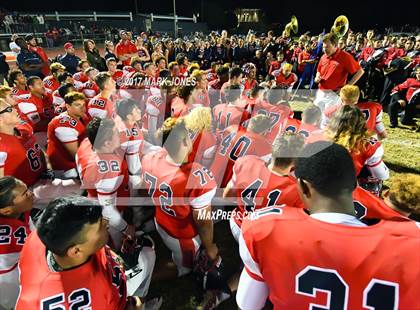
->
{"left": 2, "top": 0, "right": 419, "bottom": 33}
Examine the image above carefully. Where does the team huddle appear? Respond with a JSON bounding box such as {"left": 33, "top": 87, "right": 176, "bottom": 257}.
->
{"left": 0, "top": 27, "right": 419, "bottom": 310}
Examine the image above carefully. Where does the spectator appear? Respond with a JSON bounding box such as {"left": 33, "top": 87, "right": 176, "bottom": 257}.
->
{"left": 15, "top": 37, "right": 45, "bottom": 78}
{"left": 9, "top": 34, "right": 21, "bottom": 56}
{"left": 59, "top": 42, "right": 81, "bottom": 74}
{"left": 52, "top": 27, "right": 60, "bottom": 45}
{"left": 135, "top": 37, "right": 151, "bottom": 63}
{"left": 314, "top": 32, "right": 364, "bottom": 112}
{"left": 115, "top": 30, "right": 138, "bottom": 67}
{"left": 0, "top": 52, "right": 9, "bottom": 85}
{"left": 45, "top": 29, "right": 54, "bottom": 48}
{"left": 83, "top": 39, "right": 106, "bottom": 71}
{"left": 26, "top": 34, "right": 50, "bottom": 77}
{"left": 104, "top": 40, "right": 119, "bottom": 63}
{"left": 36, "top": 14, "right": 44, "bottom": 25}
{"left": 389, "top": 66, "right": 420, "bottom": 127}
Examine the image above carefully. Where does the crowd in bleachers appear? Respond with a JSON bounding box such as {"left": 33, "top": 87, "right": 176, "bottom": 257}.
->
{"left": 0, "top": 25, "right": 419, "bottom": 310}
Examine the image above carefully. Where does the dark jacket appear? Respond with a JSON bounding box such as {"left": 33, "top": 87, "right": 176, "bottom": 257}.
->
{"left": 0, "top": 52, "right": 10, "bottom": 75}
{"left": 59, "top": 53, "right": 81, "bottom": 74}
{"left": 85, "top": 49, "right": 106, "bottom": 71}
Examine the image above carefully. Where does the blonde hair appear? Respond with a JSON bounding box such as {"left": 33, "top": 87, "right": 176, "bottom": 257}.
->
{"left": 184, "top": 107, "right": 212, "bottom": 132}
{"left": 188, "top": 63, "right": 200, "bottom": 74}
{"left": 340, "top": 85, "right": 360, "bottom": 104}
{"left": 157, "top": 117, "right": 189, "bottom": 156}
{"left": 191, "top": 69, "right": 205, "bottom": 82}
{"left": 388, "top": 174, "right": 420, "bottom": 214}
{"left": 326, "top": 105, "right": 371, "bottom": 154}
{"left": 282, "top": 63, "right": 293, "bottom": 71}
{"left": 64, "top": 91, "right": 86, "bottom": 105}
{"left": 50, "top": 62, "right": 66, "bottom": 74}
{"left": 0, "top": 86, "right": 12, "bottom": 99}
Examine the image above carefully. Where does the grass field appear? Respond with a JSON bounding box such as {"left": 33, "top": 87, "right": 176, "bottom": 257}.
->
{"left": 147, "top": 101, "right": 419, "bottom": 309}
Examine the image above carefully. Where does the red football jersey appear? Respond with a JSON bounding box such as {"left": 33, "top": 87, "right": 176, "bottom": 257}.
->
{"left": 16, "top": 93, "right": 54, "bottom": 132}
{"left": 51, "top": 89, "right": 65, "bottom": 115}
{"left": 0, "top": 212, "right": 31, "bottom": 274}
{"left": 322, "top": 102, "right": 384, "bottom": 134}
{"left": 11, "top": 87, "right": 30, "bottom": 99}
{"left": 170, "top": 97, "right": 189, "bottom": 118}
{"left": 116, "top": 118, "right": 144, "bottom": 165}
{"left": 210, "top": 125, "right": 271, "bottom": 188}
{"left": 231, "top": 155, "right": 304, "bottom": 226}
{"left": 73, "top": 72, "right": 89, "bottom": 90}
{"left": 212, "top": 102, "right": 250, "bottom": 133}
{"left": 272, "top": 70, "right": 298, "bottom": 88}
{"left": 242, "top": 79, "right": 258, "bottom": 97}
{"left": 76, "top": 138, "right": 130, "bottom": 201}
{"left": 281, "top": 118, "right": 321, "bottom": 140}
{"left": 81, "top": 81, "right": 100, "bottom": 99}
{"left": 47, "top": 112, "right": 87, "bottom": 172}
{"left": 352, "top": 186, "right": 408, "bottom": 221}
{"left": 240, "top": 206, "right": 420, "bottom": 309}
{"left": 43, "top": 75, "right": 60, "bottom": 92}
{"left": 144, "top": 93, "right": 168, "bottom": 132}
{"left": 0, "top": 128, "right": 45, "bottom": 187}
{"left": 188, "top": 130, "right": 217, "bottom": 166}
{"left": 111, "top": 70, "right": 126, "bottom": 87}
{"left": 191, "top": 89, "right": 210, "bottom": 108}
{"left": 16, "top": 232, "right": 127, "bottom": 310}
{"left": 141, "top": 149, "right": 217, "bottom": 239}
{"left": 87, "top": 95, "right": 115, "bottom": 120}
{"left": 351, "top": 138, "right": 385, "bottom": 176}
{"left": 251, "top": 100, "right": 292, "bottom": 143}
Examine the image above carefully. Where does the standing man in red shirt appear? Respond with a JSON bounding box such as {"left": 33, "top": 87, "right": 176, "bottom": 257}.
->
{"left": 115, "top": 30, "right": 138, "bottom": 67}
{"left": 25, "top": 34, "right": 50, "bottom": 78}
{"left": 314, "top": 33, "right": 364, "bottom": 112}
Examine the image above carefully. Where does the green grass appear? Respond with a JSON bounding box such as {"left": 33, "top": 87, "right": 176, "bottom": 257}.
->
{"left": 147, "top": 101, "right": 419, "bottom": 309}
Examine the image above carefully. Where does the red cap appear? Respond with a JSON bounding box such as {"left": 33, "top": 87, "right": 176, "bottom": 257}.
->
{"left": 64, "top": 42, "right": 73, "bottom": 49}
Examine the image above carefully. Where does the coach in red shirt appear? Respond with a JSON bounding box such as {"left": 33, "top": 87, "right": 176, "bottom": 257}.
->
{"left": 314, "top": 32, "right": 364, "bottom": 112}
{"left": 115, "top": 30, "right": 138, "bottom": 67}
